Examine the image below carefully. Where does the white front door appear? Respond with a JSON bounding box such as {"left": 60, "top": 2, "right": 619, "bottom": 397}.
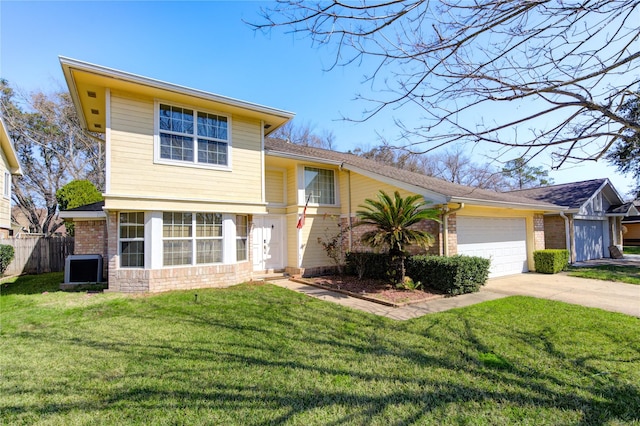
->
{"left": 252, "top": 215, "right": 285, "bottom": 271}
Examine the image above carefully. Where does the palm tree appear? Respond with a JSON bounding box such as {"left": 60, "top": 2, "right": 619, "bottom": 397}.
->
{"left": 355, "top": 190, "right": 441, "bottom": 284}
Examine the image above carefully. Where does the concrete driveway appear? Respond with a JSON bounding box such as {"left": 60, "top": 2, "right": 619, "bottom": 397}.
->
{"left": 485, "top": 273, "right": 640, "bottom": 317}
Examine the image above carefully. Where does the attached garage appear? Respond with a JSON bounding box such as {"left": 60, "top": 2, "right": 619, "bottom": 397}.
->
{"left": 574, "top": 220, "right": 604, "bottom": 262}
{"left": 457, "top": 216, "right": 528, "bottom": 278}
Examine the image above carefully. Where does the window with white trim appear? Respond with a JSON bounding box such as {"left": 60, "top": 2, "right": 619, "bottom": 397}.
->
{"left": 119, "top": 212, "right": 145, "bottom": 268}
{"left": 236, "top": 215, "right": 248, "bottom": 261}
{"left": 162, "top": 212, "right": 223, "bottom": 266}
{"left": 3, "top": 172, "right": 10, "bottom": 198}
{"left": 304, "top": 167, "right": 335, "bottom": 204}
{"left": 158, "top": 103, "right": 229, "bottom": 166}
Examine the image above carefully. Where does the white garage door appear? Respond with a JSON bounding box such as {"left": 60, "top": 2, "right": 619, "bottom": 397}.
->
{"left": 457, "top": 216, "right": 528, "bottom": 278}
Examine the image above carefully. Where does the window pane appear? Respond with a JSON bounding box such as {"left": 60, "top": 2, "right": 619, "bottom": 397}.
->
{"left": 197, "top": 139, "right": 227, "bottom": 165}
{"left": 160, "top": 133, "right": 194, "bottom": 162}
{"left": 121, "top": 241, "right": 144, "bottom": 268}
{"left": 235, "top": 215, "right": 248, "bottom": 238}
{"left": 197, "top": 112, "right": 228, "bottom": 140}
{"left": 196, "top": 213, "right": 222, "bottom": 237}
{"left": 304, "top": 167, "right": 335, "bottom": 204}
{"left": 163, "top": 240, "right": 192, "bottom": 266}
{"left": 163, "top": 212, "right": 192, "bottom": 238}
{"left": 236, "top": 238, "right": 247, "bottom": 261}
{"left": 196, "top": 239, "right": 222, "bottom": 264}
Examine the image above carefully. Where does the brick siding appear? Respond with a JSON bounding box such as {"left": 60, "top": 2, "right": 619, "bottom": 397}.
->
{"left": 74, "top": 219, "right": 108, "bottom": 278}
{"left": 543, "top": 215, "right": 566, "bottom": 249}
{"left": 340, "top": 216, "right": 440, "bottom": 256}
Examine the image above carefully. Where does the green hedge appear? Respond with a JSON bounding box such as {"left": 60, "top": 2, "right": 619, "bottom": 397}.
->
{"left": 406, "top": 255, "right": 491, "bottom": 295}
{"left": 0, "top": 244, "right": 15, "bottom": 275}
{"left": 345, "top": 252, "right": 390, "bottom": 279}
{"left": 533, "top": 249, "right": 569, "bottom": 274}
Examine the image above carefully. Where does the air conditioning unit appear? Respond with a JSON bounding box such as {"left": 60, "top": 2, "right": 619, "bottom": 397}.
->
{"left": 64, "top": 254, "right": 103, "bottom": 284}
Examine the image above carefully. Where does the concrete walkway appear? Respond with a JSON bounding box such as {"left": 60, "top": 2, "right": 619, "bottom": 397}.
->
{"left": 272, "top": 272, "right": 640, "bottom": 320}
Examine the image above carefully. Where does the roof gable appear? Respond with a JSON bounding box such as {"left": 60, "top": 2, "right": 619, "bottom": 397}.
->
{"left": 508, "top": 179, "right": 612, "bottom": 210}
{"left": 265, "top": 138, "right": 563, "bottom": 210}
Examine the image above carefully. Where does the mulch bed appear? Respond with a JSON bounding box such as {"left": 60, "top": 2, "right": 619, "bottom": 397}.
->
{"left": 295, "top": 275, "right": 444, "bottom": 307}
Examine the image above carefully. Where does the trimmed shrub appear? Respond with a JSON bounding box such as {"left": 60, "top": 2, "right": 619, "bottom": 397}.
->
{"left": 345, "top": 252, "right": 390, "bottom": 279}
{"left": 0, "top": 244, "right": 15, "bottom": 275}
{"left": 534, "top": 249, "right": 569, "bottom": 274}
{"left": 407, "top": 255, "right": 491, "bottom": 295}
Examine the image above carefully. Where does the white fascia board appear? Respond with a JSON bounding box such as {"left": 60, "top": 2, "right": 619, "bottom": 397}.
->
{"left": 449, "top": 196, "right": 568, "bottom": 211}
{"left": 266, "top": 150, "right": 343, "bottom": 166}
{"left": 339, "top": 164, "right": 449, "bottom": 204}
{"left": 59, "top": 56, "right": 295, "bottom": 122}
{"left": 58, "top": 211, "right": 106, "bottom": 220}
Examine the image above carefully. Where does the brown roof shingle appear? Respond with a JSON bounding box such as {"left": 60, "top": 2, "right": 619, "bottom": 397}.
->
{"left": 265, "top": 138, "right": 562, "bottom": 209}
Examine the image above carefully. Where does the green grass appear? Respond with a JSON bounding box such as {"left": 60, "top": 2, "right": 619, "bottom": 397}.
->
{"left": 1, "top": 273, "right": 639, "bottom": 425}
{"left": 623, "top": 246, "right": 640, "bottom": 255}
{"left": 567, "top": 265, "right": 640, "bottom": 285}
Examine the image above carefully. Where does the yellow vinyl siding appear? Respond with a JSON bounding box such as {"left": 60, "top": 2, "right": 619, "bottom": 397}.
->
{"left": 265, "top": 169, "right": 285, "bottom": 204}
{"left": 0, "top": 151, "right": 10, "bottom": 229}
{"left": 345, "top": 172, "right": 416, "bottom": 215}
{"left": 298, "top": 214, "right": 342, "bottom": 268}
{"left": 108, "top": 93, "right": 263, "bottom": 205}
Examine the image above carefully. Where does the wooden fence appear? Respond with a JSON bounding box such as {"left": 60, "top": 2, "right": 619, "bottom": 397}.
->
{"left": 0, "top": 237, "right": 74, "bottom": 276}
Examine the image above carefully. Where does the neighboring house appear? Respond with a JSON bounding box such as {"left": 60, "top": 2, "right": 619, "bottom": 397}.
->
{"left": 0, "top": 116, "right": 23, "bottom": 238}
{"left": 11, "top": 206, "right": 68, "bottom": 237}
{"left": 622, "top": 200, "right": 640, "bottom": 246}
{"left": 510, "top": 179, "right": 638, "bottom": 262}
{"left": 59, "top": 57, "right": 564, "bottom": 292}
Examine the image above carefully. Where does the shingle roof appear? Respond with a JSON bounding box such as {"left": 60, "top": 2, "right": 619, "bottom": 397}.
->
{"left": 507, "top": 179, "right": 607, "bottom": 210}
{"left": 63, "top": 201, "right": 105, "bottom": 212}
{"left": 264, "top": 138, "right": 562, "bottom": 209}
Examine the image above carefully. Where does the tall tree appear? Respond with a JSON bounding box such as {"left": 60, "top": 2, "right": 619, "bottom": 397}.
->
{"left": 253, "top": 1, "right": 640, "bottom": 168}
{"left": 0, "top": 80, "right": 104, "bottom": 236}
{"left": 270, "top": 120, "right": 335, "bottom": 150}
{"left": 502, "top": 158, "right": 554, "bottom": 190}
{"left": 420, "top": 147, "right": 509, "bottom": 191}
{"left": 355, "top": 190, "right": 440, "bottom": 284}
{"left": 607, "top": 92, "right": 640, "bottom": 193}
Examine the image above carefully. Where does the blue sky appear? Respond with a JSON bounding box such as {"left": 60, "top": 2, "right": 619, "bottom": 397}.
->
{"left": 1, "top": 1, "right": 635, "bottom": 197}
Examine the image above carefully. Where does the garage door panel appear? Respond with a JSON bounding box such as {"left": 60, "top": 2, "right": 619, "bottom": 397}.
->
{"left": 574, "top": 220, "right": 604, "bottom": 262}
{"left": 457, "top": 217, "right": 528, "bottom": 278}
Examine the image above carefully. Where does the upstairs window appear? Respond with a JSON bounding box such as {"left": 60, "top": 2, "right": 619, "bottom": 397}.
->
{"left": 304, "top": 167, "right": 335, "bottom": 205}
{"left": 158, "top": 103, "right": 229, "bottom": 167}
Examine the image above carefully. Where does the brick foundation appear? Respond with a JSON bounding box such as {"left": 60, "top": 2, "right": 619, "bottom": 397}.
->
{"left": 110, "top": 262, "right": 253, "bottom": 293}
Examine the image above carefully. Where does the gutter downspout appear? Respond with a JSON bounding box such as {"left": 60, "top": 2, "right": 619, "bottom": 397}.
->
{"left": 559, "top": 211, "right": 572, "bottom": 264}
{"left": 442, "top": 203, "right": 464, "bottom": 256}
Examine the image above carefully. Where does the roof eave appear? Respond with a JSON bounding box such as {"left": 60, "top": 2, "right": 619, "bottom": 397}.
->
{"left": 59, "top": 56, "right": 295, "bottom": 134}
{"left": 58, "top": 210, "right": 106, "bottom": 220}
{"left": 0, "top": 116, "right": 23, "bottom": 175}
{"left": 449, "top": 196, "right": 567, "bottom": 211}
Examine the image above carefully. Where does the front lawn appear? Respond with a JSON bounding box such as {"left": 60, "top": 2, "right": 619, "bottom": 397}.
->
{"left": 567, "top": 265, "right": 640, "bottom": 285}
{"left": 623, "top": 246, "right": 640, "bottom": 255}
{"left": 1, "top": 273, "right": 639, "bottom": 425}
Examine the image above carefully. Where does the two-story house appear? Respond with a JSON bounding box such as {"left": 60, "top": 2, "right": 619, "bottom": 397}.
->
{"left": 60, "top": 57, "right": 565, "bottom": 292}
